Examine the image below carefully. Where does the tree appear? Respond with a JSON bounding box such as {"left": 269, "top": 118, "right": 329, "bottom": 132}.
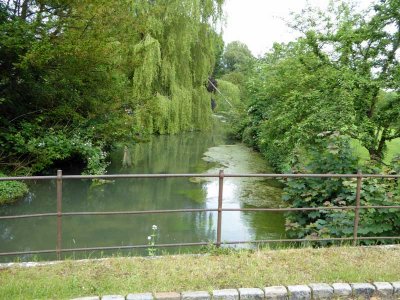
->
{"left": 222, "top": 41, "right": 255, "bottom": 73}
{"left": 244, "top": 39, "right": 357, "bottom": 170}
{"left": 288, "top": 0, "right": 400, "bottom": 161}
{"left": 236, "top": 0, "right": 400, "bottom": 241}
{"left": 0, "top": 0, "right": 225, "bottom": 176}
{"left": 240, "top": 0, "right": 400, "bottom": 168}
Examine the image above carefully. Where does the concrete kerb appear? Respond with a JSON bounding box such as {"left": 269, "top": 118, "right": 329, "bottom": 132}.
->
{"left": 154, "top": 292, "right": 181, "bottom": 300}
{"left": 372, "top": 282, "right": 394, "bottom": 299}
{"left": 127, "top": 293, "right": 154, "bottom": 300}
{"left": 181, "top": 291, "right": 211, "bottom": 300}
{"left": 263, "top": 286, "right": 287, "bottom": 300}
{"left": 392, "top": 282, "right": 400, "bottom": 295}
{"left": 102, "top": 296, "right": 125, "bottom": 300}
{"left": 238, "top": 288, "right": 264, "bottom": 300}
{"left": 213, "top": 289, "right": 239, "bottom": 300}
{"left": 350, "top": 283, "right": 376, "bottom": 299}
{"left": 308, "top": 283, "right": 333, "bottom": 300}
{"left": 71, "top": 281, "right": 400, "bottom": 300}
{"left": 287, "top": 285, "right": 311, "bottom": 300}
{"left": 331, "top": 283, "right": 352, "bottom": 298}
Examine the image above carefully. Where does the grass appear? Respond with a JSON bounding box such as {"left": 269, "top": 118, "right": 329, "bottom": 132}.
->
{"left": 350, "top": 138, "right": 400, "bottom": 164}
{"left": 387, "top": 138, "right": 400, "bottom": 163}
{"left": 1, "top": 246, "right": 400, "bottom": 299}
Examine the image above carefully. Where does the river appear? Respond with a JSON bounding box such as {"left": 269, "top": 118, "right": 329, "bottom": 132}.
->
{"left": 0, "top": 117, "right": 285, "bottom": 261}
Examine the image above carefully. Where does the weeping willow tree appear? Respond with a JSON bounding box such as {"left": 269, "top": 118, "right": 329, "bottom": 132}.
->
{"left": 60, "top": 0, "right": 224, "bottom": 135}
{"left": 116, "top": 0, "right": 225, "bottom": 135}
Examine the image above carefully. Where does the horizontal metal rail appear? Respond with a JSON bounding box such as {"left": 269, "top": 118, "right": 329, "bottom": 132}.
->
{"left": 1, "top": 173, "right": 400, "bottom": 181}
{"left": 2, "top": 206, "right": 400, "bottom": 220}
{"left": 0, "top": 174, "right": 218, "bottom": 181}
{"left": 221, "top": 206, "right": 400, "bottom": 212}
{"left": 2, "top": 205, "right": 400, "bottom": 221}
{"left": 0, "top": 213, "right": 58, "bottom": 220}
{"left": 225, "top": 174, "right": 400, "bottom": 179}
{"left": 1, "top": 170, "right": 400, "bottom": 259}
{"left": 0, "top": 209, "right": 219, "bottom": 220}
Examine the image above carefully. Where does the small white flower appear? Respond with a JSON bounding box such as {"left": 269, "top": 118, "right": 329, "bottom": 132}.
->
{"left": 152, "top": 225, "right": 157, "bottom": 230}
{"left": 147, "top": 236, "right": 151, "bottom": 240}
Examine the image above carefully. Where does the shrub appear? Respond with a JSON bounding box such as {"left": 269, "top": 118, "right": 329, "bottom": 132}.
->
{"left": 0, "top": 173, "right": 28, "bottom": 205}
{"left": 283, "top": 132, "right": 400, "bottom": 244}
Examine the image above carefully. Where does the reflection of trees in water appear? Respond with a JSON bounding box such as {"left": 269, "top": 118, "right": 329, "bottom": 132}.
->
{"left": 112, "top": 119, "right": 229, "bottom": 173}
{"left": 0, "top": 223, "right": 14, "bottom": 241}
{"left": 0, "top": 127, "right": 229, "bottom": 260}
{"left": 0, "top": 203, "right": 216, "bottom": 259}
{"left": 104, "top": 127, "right": 228, "bottom": 247}
{"left": 122, "top": 146, "right": 132, "bottom": 168}
{"left": 124, "top": 135, "right": 225, "bottom": 172}
{"left": 241, "top": 211, "right": 286, "bottom": 243}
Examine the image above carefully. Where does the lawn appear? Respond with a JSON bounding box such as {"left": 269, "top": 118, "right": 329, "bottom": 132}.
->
{"left": 387, "top": 138, "right": 400, "bottom": 163}
{"left": 1, "top": 246, "right": 400, "bottom": 299}
{"left": 351, "top": 138, "right": 400, "bottom": 165}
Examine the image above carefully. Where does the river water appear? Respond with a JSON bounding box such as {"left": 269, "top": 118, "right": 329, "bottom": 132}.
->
{"left": 0, "top": 118, "right": 285, "bottom": 261}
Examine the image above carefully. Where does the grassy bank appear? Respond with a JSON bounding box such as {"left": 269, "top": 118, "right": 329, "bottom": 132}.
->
{"left": 351, "top": 138, "right": 400, "bottom": 164}
{"left": 1, "top": 246, "right": 400, "bottom": 299}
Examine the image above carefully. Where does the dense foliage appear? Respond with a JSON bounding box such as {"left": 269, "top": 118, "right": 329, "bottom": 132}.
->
{"left": 211, "top": 41, "right": 255, "bottom": 131}
{"left": 224, "top": 0, "right": 400, "bottom": 242}
{"left": 241, "top": 0, "right": 400, "bottom": 169}
{"left": 244, "top": 40, "right": 357, "bottom": 170}
{"left": 283, "top": 132, "right": 400, "bottom": 242}
{"left": 0, "top": 0, "right": 224, "bottom": 180}
{"left": 212, "top": 80, "right": 241, "bottom": 113}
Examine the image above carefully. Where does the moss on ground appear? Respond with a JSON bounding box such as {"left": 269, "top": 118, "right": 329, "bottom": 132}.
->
{"left": 0, "top": 173, "right": 28, "bottom": 206}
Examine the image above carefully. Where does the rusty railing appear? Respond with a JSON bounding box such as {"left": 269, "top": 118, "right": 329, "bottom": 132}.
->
{"left": 0, "top": 170, "right": 400, "bottom": 260}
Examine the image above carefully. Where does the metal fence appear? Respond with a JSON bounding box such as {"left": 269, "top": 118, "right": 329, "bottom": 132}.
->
{"left": 0, "top": 170, "right": 400, "bottom": 260}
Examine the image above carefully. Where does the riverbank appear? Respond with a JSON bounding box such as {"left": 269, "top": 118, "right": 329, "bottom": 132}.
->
{"left": 1, "top": 246, "right": 400, "bottom": 299}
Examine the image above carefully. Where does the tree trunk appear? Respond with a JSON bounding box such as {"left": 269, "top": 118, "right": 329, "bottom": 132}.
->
{"left": 367, "top": 86, "right": 380, "bottom": 118}
{"left": 368, "top": 128, "right": 388, "bottom": 161}
{"left": 20, "top": 0, "right": 28, "bottom": 20}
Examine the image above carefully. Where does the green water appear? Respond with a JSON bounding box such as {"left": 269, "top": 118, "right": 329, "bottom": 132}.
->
{"left": 0, "top": 118, "right": 285, "bottom": 261}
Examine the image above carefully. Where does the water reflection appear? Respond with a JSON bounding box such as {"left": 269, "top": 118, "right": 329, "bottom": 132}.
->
{"left": 0, "top": 119, "right": 285, "bottom": 261}
{"left": 200, "top": 143, "right": 286, "bottom": 244}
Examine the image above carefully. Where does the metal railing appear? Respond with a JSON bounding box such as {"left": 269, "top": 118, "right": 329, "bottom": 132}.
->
{"left": 0, "top": 170, "right": 400, "bottom": 260}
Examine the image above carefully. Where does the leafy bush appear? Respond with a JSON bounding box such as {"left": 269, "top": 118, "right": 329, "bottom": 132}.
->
{"left": 283, "top": 132, "right": 400, "bottom": 244}
{"left": 0, "top": 123, "right": 108, "bottom": 175}
{"left": 0, "top": 173, "right": 28, "bottom": 205}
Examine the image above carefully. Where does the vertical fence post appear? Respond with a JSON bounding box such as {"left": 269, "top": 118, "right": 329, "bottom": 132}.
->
{"left": 56, "top": 169, "right": 63, "bottom": 260}
{"left": 216, "top": 169, "right": 224, "bottom": 248}
{"left": 353, "top": 170, "right": 363, "bottom": 246}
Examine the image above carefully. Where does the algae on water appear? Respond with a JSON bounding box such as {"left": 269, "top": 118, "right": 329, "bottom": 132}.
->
{"left": 200, "top": 144, "right": 284, "bottom": 208}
